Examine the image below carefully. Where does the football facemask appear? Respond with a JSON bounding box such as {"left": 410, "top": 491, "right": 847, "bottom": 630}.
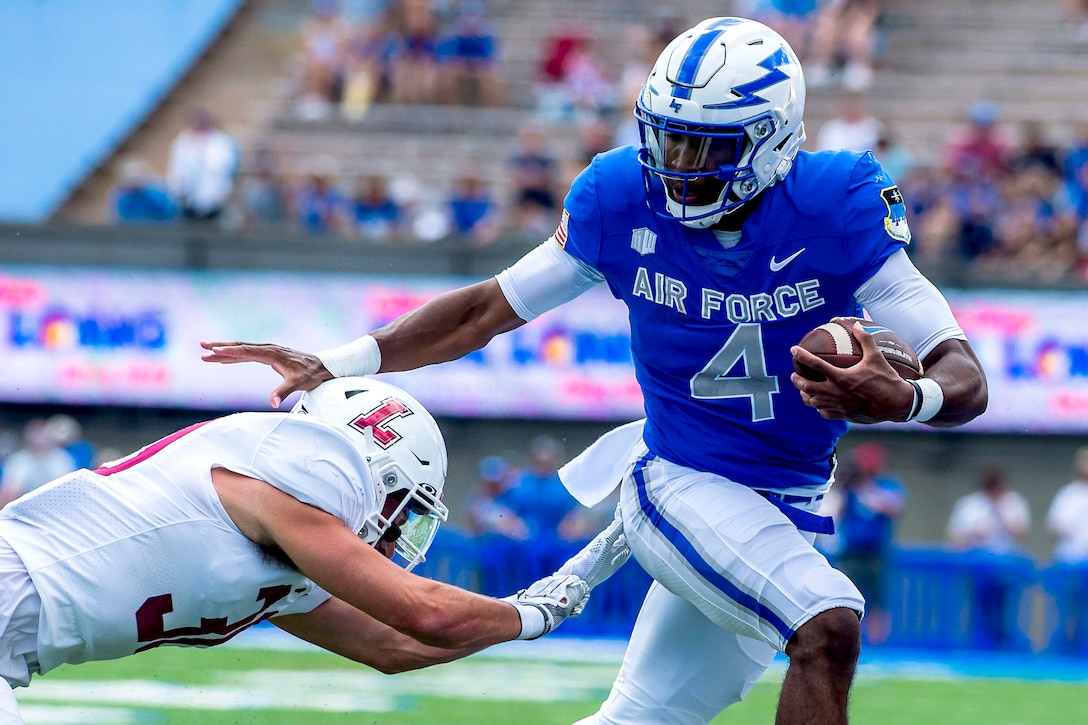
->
{"left": 361, "top": 467, "right": 447, "bottom": 571}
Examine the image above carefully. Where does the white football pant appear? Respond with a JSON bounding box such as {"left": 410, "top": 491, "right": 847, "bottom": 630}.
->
{"left": 575, "top": 442, "right": 863, "bottom": 724}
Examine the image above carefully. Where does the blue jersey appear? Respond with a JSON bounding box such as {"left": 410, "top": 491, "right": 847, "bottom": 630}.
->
{"left": 559, "top": 147, "right": 909, "bottom": 490}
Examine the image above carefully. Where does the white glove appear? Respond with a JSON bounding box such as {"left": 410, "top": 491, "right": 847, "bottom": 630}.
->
{"left": 555, "top": 503, "right": 630, "bottom": 589}
{"left": 502, "top": 574, "right": 589, "bottom": 640}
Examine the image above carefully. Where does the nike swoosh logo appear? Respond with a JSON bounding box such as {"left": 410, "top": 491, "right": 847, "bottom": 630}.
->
{"left": 769, "top": 248, "right": 806, "bottom": 272}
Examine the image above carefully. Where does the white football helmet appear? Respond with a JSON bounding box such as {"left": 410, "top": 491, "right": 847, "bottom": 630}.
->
{"left": 293, "top": 377, "right": 449, "bottom": 570}
{"left": 635, "top": 17, "right": 806, "bottom": 228}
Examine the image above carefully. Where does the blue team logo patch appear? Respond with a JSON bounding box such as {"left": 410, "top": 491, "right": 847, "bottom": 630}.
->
{"left": 880, "top": 186, "right": 911, "bottom": 244}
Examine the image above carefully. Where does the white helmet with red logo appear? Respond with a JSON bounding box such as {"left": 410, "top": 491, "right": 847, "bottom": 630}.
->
{"left": 293, "top": 377, "right": 448, "bottom": 570}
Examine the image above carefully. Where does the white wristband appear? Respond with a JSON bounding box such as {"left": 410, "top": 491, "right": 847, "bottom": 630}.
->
{"left": 911, "top": 377, "right": 944, "bottom": 422}
{"left": 316, "top": 335, "right": 381, "bottom": 378}
{"left": 512, "top": 603, "right": 548, "bottom": 640}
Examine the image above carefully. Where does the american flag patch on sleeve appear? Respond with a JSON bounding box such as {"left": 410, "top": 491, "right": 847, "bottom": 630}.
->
{"left": 553, "top": 209, "right": 570, "bottom": 248}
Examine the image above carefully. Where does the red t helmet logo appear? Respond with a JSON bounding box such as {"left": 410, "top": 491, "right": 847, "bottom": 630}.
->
{"left": 351, "top": 397, "right": 413, "bottom": 448}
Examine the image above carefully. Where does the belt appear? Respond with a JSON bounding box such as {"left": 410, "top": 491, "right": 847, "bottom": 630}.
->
{"left": 757, "top": 490, "right": 835, "bottom": 535}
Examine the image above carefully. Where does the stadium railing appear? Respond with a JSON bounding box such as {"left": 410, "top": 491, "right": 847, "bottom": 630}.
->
{"left": 418, "top": 533, "right": 1088, "bottom": 654}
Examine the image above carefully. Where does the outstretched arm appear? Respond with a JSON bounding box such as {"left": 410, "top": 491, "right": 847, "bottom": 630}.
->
{"left": 201, "top": 279, "right": 524, "bottom": 407}
{"left": 273, "top": 597, "right": 492, "bottom": 674}
{"left": 371, "top": 279, "right": 526, "bottom": 371}
{"left": 214, "top": 469, "right": 587, "bottom": 671}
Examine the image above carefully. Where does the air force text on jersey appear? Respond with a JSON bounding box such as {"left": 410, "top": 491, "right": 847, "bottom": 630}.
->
{"left": 632, "top": 266, "right": 824, "bottom": 323}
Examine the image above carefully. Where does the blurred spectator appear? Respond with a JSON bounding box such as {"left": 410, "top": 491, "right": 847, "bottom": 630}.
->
{"left": 648, "top": 6, "right": 685, "bottom": 49}
{"left": 947, "top": 467, "right": 1031, "bottom": 649}
{"left": 0, "top": 419, "right": 78, "bottom": 508}
{"left": 949, "top": 172, "right": 1002, "bottom": 260}
{"left": 1013, "top": 120, "right": 1061, "bottom": 176}
{"left": 557, "top": 490, "right": 620, "bottom": 544}
{"left": 743, "top": 0, "right": 818, "bottom": 57}
{"left": 167, "top": 107, "right": 239, "bottom": 223}
{"left": 111, "top": 156, "right": 177, "bottom": 224}
{"left": 1047, "top": 447, "right": 1088, "bottom": 563}
{"left": 387, "top": 0, "right": 441, "bottom": 105}
{"left": 499, "top": 435, "right": 577, "bottom": 543}
{"left": 1062, "top": 121, "right": 1088, "bottom": 277}
{"left": 447, "top": 172, "right": 500, "bottom": 246}
{"left": 1063, "top": 119, "right": 1088, "bottom": 184}
{"left": 612, "top": 22, "right": 665, "bottom": 148}
{"left": 560, "top": 113, "right": 618, "bottom": 190}
{"left": 806, "top": 0, "right": 883, "bottom": 91}
{"left": 943, "top": 101, "right": 1013, "bottom": 260}
{"left": 1056, "top": 147, "right": 1088, "bottom": 223}
{"left": 508, "top": 122, "right": 561, "bottom": 240}
{"left": 896, "top": 164, "right": 958, "bottom": 263}
{"left": 44, "top": 414, "right": 94, "bottom": 470}
{"left": 1065, "top": 0, "right": 1088, "bottom": 44}
{"left": 464, "top": 455, "right": 529, "bottom": 540}
{"left": 237, "top": 149, "right": 289, "bottom": 230}
{"left": 293, "top": 158, "right": 348, "bottom": 235}
{"left": 340, "top": 14, "right": 398, "bottom": 120}
{"left": 943, "top": 100, "right": 1013, "bottom": 181}
{"left": 815, "top": 90, "right": 883, "bottom": 152}
{"left": 947, "top": 467, "right": 1031, "bottom": 553}
{"left": 1046, "top": 447, "right": 1088, "bottom": 654}
{"left": 349, "top": 173, "right": 404, "bottom": 241}
{"left": 534, "top": 27, "right": 617, "bottom": 122}
{"left": 824, "top": 443, "right": 905, "bottom": 645}
{"left": 873, "top": 125, "right": 915, "bottom": 183}
{"left": 978, "top": 165, "right": 1072, "bottom": 282}
{"left": 297, "top": 0, "right": 350, "bottom": 119}
{"left": 435, "top": 0, "right": 503, "bottom": 107}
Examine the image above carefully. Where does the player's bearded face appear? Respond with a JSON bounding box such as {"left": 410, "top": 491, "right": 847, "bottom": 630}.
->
{"left": 660, "top": 132, "right": 739, "bottom": 207}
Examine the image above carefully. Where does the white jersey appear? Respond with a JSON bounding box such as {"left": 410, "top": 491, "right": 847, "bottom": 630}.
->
{"left": 0, "top": 412, "right": 377, "bottom": 676}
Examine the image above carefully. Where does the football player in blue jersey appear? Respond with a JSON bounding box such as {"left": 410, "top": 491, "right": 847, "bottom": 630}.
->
{"left": 203, "top": 17, "right": 987, "bottom": 725}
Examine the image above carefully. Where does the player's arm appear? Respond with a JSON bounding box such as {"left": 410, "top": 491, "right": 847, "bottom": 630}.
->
{"left": 273, "top": 596, "right": 490, "bottom": 674}
{"left": 278, "top": 505, "right": 630, "bottom": 675}
{"left": 200, "top": 239, "right": 600, "bottom": 407}
{"left": 792, "top": 249, "right": 988, "bottom": 427}
{"left": 213, "top": 469, "right": 586, "bottom": 665}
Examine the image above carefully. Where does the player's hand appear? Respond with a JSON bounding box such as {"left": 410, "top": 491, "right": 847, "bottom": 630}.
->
{"left": 502, "top": 574, "right": 589, "bottom": 640}
{"left": 555, "top": 504, "right": 630, "bottom": 589}
{"left": 789, "top": 323, "right": 915, "bottom": 424}
{"left": 200, "top": 341, "right": 334, "bottom": 408}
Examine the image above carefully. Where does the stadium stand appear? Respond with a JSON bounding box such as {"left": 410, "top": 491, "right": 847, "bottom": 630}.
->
{"left": 31, "top": 0, "right": 1088, "bottom": 287}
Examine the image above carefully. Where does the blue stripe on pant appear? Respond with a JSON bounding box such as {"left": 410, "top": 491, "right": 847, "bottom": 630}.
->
{"left": 632, "top": 452, "right": 797, "bottom": 643}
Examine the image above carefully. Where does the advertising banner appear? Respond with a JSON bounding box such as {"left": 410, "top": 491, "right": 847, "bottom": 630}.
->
{"left": 0, "top": 265, "right": 1084, "bottom": 433}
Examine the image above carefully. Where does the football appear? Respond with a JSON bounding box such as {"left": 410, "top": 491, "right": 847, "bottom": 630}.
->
{"left": 793, "top": 316, "right": 923, "bottom": 382}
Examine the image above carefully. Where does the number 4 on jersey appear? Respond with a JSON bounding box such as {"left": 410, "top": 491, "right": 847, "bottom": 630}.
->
{"left": 690, "top": 323, "right": 779, "bottom": 422}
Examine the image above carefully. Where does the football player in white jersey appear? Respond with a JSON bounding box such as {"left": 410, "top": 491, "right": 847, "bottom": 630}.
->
{"left": 0, "top": 377, "right": 597, "bottom": 724}
{"left": 202, "top": 17, "right": 988, "bottom": 725}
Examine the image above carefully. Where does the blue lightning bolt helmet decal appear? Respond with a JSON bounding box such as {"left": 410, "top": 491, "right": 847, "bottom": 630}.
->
{"left": 704, "top": 47, "right": 792, "bottom": 110}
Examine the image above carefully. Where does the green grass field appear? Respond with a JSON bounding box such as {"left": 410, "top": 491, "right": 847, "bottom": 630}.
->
{"left": 15, "top": 640, "right": 1088, "bottom": 724}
